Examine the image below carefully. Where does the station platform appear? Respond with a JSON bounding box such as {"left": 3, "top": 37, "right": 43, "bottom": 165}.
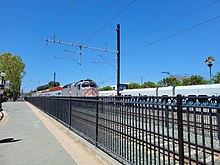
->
{"left": 0, "top": 101, "right": 118, "bottom": 165}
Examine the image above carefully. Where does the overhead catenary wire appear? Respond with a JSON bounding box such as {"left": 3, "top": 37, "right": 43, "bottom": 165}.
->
{"left": 98, "top": 55, "right": 116, "bottom": 69}
{"left": 127, "top": 0, "right": 220, "bottom": 43}
{"left": 82, "top": 0, "right": 136, "bottom": 44}
{"left": 45, "top": 39, "right": 118, "bottom": 53}
{"left": 63, "top": 48, "right": 82, "bottom": 65}
{"left": 54, "top": 56, "right": 81, "bottom": 65}
{"left": 45, "top": 23, "right": 121, "bottom": 95}
{"left": 149, "top": 0, "right": 220, "bottom": 34}
{"left": 124, "top": 15, "right": 220, "bottom": 55}
{"left": 74, "top": 0, "right": 116, "bottom": 41}
{"left": 98, "top": 76, "right": 116, "bottom": 86}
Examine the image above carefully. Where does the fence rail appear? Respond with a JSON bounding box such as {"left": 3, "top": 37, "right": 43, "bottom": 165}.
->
{"left": 25, "top": 95, "right": 220, "bottom": 165}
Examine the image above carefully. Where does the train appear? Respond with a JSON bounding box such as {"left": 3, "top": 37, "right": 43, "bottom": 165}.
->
{"left": 32, "top": 80, "right": 99, "bottom": 97}
{"left": 99, "top": 84, "right": 220, "bottom": 97}
{"left": 33, "top": 82, "right": 220, "bottom": 97}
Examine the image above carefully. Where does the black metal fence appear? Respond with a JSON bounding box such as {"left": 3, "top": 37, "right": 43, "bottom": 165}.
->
{"left": 25, "top": 95, "right": 220, "bottom": 165}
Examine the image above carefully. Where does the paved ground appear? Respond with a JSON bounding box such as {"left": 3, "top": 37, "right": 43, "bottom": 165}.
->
{"left": 0, "top": 101, "right": 119, "bottom": 165}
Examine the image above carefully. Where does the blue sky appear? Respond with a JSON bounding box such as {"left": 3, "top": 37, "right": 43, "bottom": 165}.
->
{"left": 1, "top": 0, "right": 220, "bottom": 92}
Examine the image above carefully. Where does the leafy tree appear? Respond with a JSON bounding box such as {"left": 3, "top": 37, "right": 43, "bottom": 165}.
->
{"left": 141, "top": 81, "right": 157, "bottom": 88}
{"left": 157, "top": 77, "right": 181, "bottom": 87}
{"left": 213, "top": 72, "right": 220, "bottom": 84}
{"left": 36, "top": 81, "right": 60, "bottom": 91}
{"left": 99, "top": 86, "right": 113, "bottom": 91}
{"left": 182, "top": 75, "right": 208, "bottom": 85}
{"left": 128, "top": 82, "right": 141, "bottom": 89}
{"left": 0, "top": 52, "right": 26, "bottom": 99}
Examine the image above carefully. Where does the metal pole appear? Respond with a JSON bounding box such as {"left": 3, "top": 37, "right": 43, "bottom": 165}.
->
{"left": 177, "top": 94, "right": 184, "bottom": 165}
{"left": 0, "top": 92, "right": 2, "bottom": 111}
{"left": 210, "top": 65, "right": 212, "bottom": 84}
{"left": 116, "top": 24, "right": 120, "bottom": 96}
{"left": 69, "top": 97, "right": 72, "bottom": 130}
{"left": 0, "top": 72, "right": 4, "bottom": 111}
{"left": 141, "top": 75, "right": 143, "bottom": 85}
{"left": 45, "top": 39, "right": 117, "bottom": 53}
{"left": 95, "top": 97, "right": 99, "bottom": 147}
{"left": 54, "top": 72, "right": 56, "bottom": 87}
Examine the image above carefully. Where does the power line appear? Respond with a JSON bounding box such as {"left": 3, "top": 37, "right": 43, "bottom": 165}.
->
{"left": 52, "top": 0, "right": 74, "bottom": 37}
{"left": 82, "top": 0, "right": 136, "bottom": 44}
{"left": 98, "top": 54, "right": 116, "bottom": 69}
{"left": 149, "top": 0, "right": 220, "bottom": 34}
{"left": 74, "top": 0, "right": 116, "bottom": 41}
{"left": 127, "top": 0, "right": 220, "bottom": 43}
{"left": 98, "top": 76, "right": 116, "bottom": 86}
{"left": 146, "top": 15, "right": 220, "bottom": 46}
{"left": 125, "top": 15, "right": 220, "bottom": 55}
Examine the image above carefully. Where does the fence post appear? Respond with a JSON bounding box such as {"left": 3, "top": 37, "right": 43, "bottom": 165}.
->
{"left": 217, "top": 110, "right": 220, "bottom": 141}
{"left": 95, "top": 96, "right": 99, "bottom": 147}
{"left": 69, "top": 97, "right": 72, "bottom": 130}
{"left": 217, "top": 97, "right": 220, "bottom": 141}
{"left": 177, "top": 94, "right": 184, "bottom": 165}
{"left": 165, "top": 108, "right": 169, "bottom": 127}
{"left": 162, "top": 95, "right": 169, "bottom": 127}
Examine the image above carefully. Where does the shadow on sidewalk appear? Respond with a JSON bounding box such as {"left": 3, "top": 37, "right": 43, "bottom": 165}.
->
{"left": 0, "top": 137, "right": 22, "bottom": 144}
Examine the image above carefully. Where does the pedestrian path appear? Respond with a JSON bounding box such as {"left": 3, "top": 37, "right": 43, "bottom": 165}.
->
{"left": 0, "top": 101, "right": 117, "bottom": 165}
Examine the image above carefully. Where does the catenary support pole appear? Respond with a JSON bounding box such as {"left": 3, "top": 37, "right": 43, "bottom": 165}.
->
{"left": 54, "top": 72, "right": 56, "bottom": 87}
{"left": 116, "top": 24, "right": 120, "bottom": 96}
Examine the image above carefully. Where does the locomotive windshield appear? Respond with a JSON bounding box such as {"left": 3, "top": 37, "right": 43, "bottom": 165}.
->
{"left": 82, "top": 82, "right": 98, "bottom": 88}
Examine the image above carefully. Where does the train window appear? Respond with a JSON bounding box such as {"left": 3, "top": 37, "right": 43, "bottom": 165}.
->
{"left": 90, "top": 84, "right": 97, "bottom": 88}
{"left": 82, "top": 83, "right": 89, "bottom": 87}
{"left": 77, "top": 85, "right": 81, "bottom": 90}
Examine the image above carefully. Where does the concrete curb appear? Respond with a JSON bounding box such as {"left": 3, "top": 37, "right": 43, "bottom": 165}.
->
{"left": 25, "top": 102, "right": 120, "bottom": 165}
{"left": 0, "top": 111, "right": 9, "bottom": 128}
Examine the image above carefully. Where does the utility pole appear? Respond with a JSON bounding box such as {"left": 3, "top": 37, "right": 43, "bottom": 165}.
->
{"left": 45, "top": 24, "right": 121, "bottom": 96}
{"left": 54, "top": 72, "right": 56, "bottom": 87}
{"left": 116, "top": 24, "right": 120, "bottom": 96}
{"left": 140, "top": 75, "right": 143, "bottom": 85}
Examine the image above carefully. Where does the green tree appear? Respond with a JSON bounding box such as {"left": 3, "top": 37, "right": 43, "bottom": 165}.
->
{"left": 213, "top": 72, "right": 220, "bottom": 84}
{"left": 182, "top": 75, "right": 208, "bottom": 85}
{"left": 36, "top": 81, "right": 60, "bottom": 91}
{"left": 99, "top": 86, "right": 113, "bottom": 91}
{"left": 0, "top": 52, "right": 26, "bottom": 96}
{"left": 141, "top": 81, "right": 157, "bottom": 88}
{"left": 128, "top": 82, "right": 141, "bottom": 89}
{"left": 157, "top": 77, "right": 181, "bottom": 87}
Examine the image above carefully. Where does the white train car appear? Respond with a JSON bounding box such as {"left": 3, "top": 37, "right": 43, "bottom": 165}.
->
{"left": 175, "top": 84, "right": 220, "bottom": 96}
{"left": 157, "top": 86, "right": 174, "bottom": 96}
{"left": 39, "top": 86, "right": 62, "bottom": 96}
{"left": 100, "top": 84, "right": 220, "bottom": 97}
{"left": 121, "top": 88, "right": 157, "bottom": 96}
{"left": 99, "top": 90, "right": 117, "bottom": 96}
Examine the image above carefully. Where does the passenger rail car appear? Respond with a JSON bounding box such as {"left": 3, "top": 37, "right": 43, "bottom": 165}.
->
{"left": 99, "top": 84, "right": 220, "bottom": 96}
{"left": 38, "top": 86, "right": 62, "bottom": 96}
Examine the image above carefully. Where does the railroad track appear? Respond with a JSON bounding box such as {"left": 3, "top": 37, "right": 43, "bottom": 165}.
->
{"left": 98, "top": 115, "right": 220, "bottom": 164}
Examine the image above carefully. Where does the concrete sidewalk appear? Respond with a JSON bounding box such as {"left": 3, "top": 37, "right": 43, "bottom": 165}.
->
{"left": 0, "top": 101, "right": 119, "bottom": 165}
